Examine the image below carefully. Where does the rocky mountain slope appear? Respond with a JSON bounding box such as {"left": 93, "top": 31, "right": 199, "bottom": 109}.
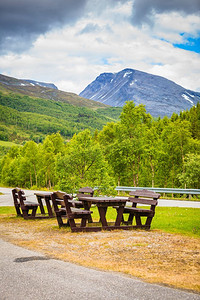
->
{"left": 79, "top": 68, "right": 200, "bottom": 117}
{"left": 23, "top": 79, "right": 58, "bottom": 89}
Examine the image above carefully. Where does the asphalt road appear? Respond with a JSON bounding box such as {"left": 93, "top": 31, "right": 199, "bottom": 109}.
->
{"left": 0, "top": 187, "right": 41, "bottom": 206}
{"left": 0, "top": 238, "right": 199, "bottom": 300}
{"left": 0, "top": 187, "right": 200, "bottom": 208}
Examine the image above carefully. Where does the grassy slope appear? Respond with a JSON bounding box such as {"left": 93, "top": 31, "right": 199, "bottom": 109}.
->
{"left": 0, "top": 90, "right": 122, "bottom": 144}
{"left": 0, "top": 141, "right": 20, "bottom": 147}
{"left": 0, "top": 74, "right": 121, "bottom": 144}
{"left": 0, "top": 80, "right": 108, "bottom": 109}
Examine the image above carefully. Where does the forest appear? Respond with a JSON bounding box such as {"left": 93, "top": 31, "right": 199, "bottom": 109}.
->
{"left": 0, "top": 91, "right": 122, "bottom": 143}
{"left": 1, "top": 100, "right": 200, "bottom": 193}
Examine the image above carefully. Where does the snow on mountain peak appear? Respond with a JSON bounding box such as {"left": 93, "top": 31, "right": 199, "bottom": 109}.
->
{"left": 182, "top": 94, "right": 194, "bottom": 105}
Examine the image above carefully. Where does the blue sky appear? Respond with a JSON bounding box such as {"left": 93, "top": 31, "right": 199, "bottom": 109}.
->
{"left": 0, "top": 0, "right": 200, "bottom": 93}
{"left": 174, "top": 36, "right": 200, "bottom": 53}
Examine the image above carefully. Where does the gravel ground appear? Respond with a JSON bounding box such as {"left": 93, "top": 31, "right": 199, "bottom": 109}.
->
{"left": 1, "top": 238, "right": 199, "bottom": 300}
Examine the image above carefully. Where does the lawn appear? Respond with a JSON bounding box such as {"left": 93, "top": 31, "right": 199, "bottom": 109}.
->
{"left": 88, "top": 206, "right": 200, "bottom": 238}
{"left": 0, "top": 205, "right": 199, "bottom": 238}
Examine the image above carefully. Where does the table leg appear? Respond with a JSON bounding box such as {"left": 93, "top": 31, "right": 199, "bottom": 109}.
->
{"left": 115, "top": 205, "right": 124, "bottom": 226}
{"left": 98, "top": 206, "right": 108, "bottom": 227}
{"left": 44, "top": 197, "right": 54, "bottom": 217}
{"left": 36, "top": 196, "right": 45, "bottom": 214}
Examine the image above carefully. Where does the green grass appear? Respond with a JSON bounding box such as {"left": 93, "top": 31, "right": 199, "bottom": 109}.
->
{"left": 152, "top": 207, "right": 200, "bottom": 237}
{"left": 90, "top": 206, "right": 200, "bottom": 238}
{"left": 0, "top": 206, "right": 16, "bottom": 214}
{"left": 0, "top": 141, "right": 21, "bottom": 147}
{"left": 0, "top": 206, "right": 200, "bottom": 238}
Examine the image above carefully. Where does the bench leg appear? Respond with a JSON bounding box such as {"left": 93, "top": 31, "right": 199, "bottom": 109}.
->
{"left": 31, "top": 207, "right": 38, "bottom": 217}
{"left": 68, "top": 218, "right": 76, "bottom": 229}
{"left": 82, "top": 202, "right": 93, "bottom": 223}
{"left": 81, "top": 218, "right": 87, "bottom": 227}
{"left": 15, "top": 205, "right": 22, "bottom": 216}
{"left": 135, "top": 214, "right": 142, "bottom": 227}
{"left": 56, "top": 215, "right": 64, "bottom": 227}
{"left": 145, "top": 216, "right": 153, "bottom": 229}
{"left": 22, "top": 209, "right": 29, "bottom": 219}
{"left": 121, "top": 214, "right": 125, "bottom": 223}
{"left": 127, "top": 214, "right": 134, "bottom": 225}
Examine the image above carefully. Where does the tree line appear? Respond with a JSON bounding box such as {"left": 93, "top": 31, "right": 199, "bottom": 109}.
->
{"left": 1, "top": 101, "right": 200, "bottom": 193}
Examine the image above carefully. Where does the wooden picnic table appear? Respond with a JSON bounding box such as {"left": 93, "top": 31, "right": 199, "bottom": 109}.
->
{"left": 78, "top": 196, "right": 127, "bottom": 231}
{"left": 34, "top": 192, "right": 54, "bottom": 217}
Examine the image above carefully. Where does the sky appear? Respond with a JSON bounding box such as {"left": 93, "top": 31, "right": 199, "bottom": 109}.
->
{"left": 0, "top": 0, "right": 200, "bottom": 94}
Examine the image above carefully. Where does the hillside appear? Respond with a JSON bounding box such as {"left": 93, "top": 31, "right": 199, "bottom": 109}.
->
{"left": 0, "top": 73, "right": 108, "bottom": 109}
{"left": 79, "top": 68, "right": 200, "bottom": 117}
{"left": 0, "top": 75, "right": 122, "bottom": 144}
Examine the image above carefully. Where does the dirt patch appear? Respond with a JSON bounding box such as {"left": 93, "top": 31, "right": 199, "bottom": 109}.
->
{"left": 0, "top": 215, "right": 200, "bottom": 293}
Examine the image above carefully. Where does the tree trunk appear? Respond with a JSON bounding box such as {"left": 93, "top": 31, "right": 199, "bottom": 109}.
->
{"left": 118, "top": 177, "right": 120, "bottom": 195}
{"left": 34, "top": 164, "right": 38, "bottom": 187}
{"left": 29, "top": 170, "right": 32, "bottom": 187}
{"left": 133, "top": 162, "right": 136, "bottom": 187}
{"left": 151, "top": 163, "right": 154, "bottom": 188}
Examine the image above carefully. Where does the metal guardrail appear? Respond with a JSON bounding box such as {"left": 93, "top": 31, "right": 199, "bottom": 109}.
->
{"left": 115, "top": 186, "right": 200, "bottom": 195}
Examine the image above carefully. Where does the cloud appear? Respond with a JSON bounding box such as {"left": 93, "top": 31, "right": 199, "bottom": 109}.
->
{"left": 0, "top": 0, "right": 87, "bottom": 54}
{"left": 131, "top": 0, "right": 200, "bottom": 26}
{"left": 1, "top": 0, "right": 200, "bottom": 54}
{"left": 79, "top": 23, "right": 101, "bottom": 35}
{"left": 1, "top": 12, "right": 200, "bottom": 94}
{"left": 0, "top": 0, "right": 200, "bottom": 95}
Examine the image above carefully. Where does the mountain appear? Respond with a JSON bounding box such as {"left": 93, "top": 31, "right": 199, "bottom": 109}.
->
{"left": 79, "top": 68, "right": 200, "bottom": 117}
{"left": 23, "top": 79, "right": 58, "bottom": 90}
{"left": 0, "top": 74, "right": 108, "bottom": 109}
{"left": 0, "top": 74, "right": 57, "bottom": 89}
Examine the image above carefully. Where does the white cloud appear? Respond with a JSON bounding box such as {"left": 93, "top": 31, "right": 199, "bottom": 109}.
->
{"left": 153, "top": 12, "right": 200, "bottom": 43}
{"left": 0, "top": 2, "right": 200, "bottom": 94}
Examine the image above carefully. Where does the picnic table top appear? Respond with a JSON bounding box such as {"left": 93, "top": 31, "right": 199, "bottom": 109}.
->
{"left": 78, "top": 196, "right": 127, "bottom": 203}
{"left": 34, "top": 192, "right": 52, "bottom": 197}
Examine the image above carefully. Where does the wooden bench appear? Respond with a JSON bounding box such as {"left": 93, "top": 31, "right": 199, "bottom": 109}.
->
{"left": 56, "top": 190, "right": 85, "bottom": 209}
{"left": 51, "top": 191, "right": 92, "bottom": 231}
{"left": 17, "top": 190, "right": 40, "bottom": 219}
{"left": 76, "top": 187, "right": 94, "bottom": 222}
{"left": 116, "top": 189, "right": 160, "bottom": 229}
{"left": 76, "top": 187, "right": 94, "bottom": 199}
{"left": 76, "top": 187, "right": 94, "bottom": 207}
{"left": 12, "top": 188, "right": 22, "bottom": 216}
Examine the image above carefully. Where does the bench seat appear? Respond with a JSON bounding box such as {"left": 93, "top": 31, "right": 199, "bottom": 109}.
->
{"left": 123, "top": 207, "right": 155, "bottom": 216}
